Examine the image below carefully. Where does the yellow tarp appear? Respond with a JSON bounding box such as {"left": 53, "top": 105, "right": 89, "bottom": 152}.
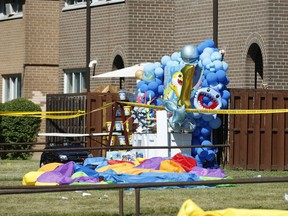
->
{"left": 38, "top": 162, "right": 63, "bottom": 172}
{"left": 22, "top": 171, "right": 45, "bottom": 186}
{"left": 178, "top": 199, "right": 288, "bottom": 216}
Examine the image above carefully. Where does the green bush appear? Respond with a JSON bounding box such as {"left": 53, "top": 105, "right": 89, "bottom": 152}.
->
{"left": 0, "top": 98, "right": 42, "bottom": 160}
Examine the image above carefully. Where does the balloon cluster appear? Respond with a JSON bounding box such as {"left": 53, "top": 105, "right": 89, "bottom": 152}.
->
{"left": 133, "top": 39, "right": 230, "bottom": 168}
{"left": 190, "top": 40, "right": 230, "bottom": 168}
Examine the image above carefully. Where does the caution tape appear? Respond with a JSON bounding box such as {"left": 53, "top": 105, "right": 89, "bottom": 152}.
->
{"left": 0, "top": 102, "right": 115, "bottom": 119}
{"left": 0, "top": 110, "right": 86, "bottom": 119}
{"left": 119, "top": 101, "right": 288, "bottom": 114}
{"left": 1, "top": 100, "right": 287, "bottom": 119}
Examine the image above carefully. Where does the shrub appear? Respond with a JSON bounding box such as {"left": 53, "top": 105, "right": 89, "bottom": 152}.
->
{"left": 0, "top": 98, "right": 42, "bottom": 159}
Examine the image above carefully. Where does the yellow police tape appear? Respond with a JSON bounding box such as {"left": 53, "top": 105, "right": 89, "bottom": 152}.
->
{"left": 119, "top": 101, "right": 288, "bottom": 115}
{"left": 0, "top": 102, "right": 115, "bottom": 119}
{"left": 1, "top": 100, "right": 288, "bottom": 119}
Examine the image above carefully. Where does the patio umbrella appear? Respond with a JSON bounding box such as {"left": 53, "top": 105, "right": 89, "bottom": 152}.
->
{"left": 92, "top": 63, "right": 147, "bottom": 88}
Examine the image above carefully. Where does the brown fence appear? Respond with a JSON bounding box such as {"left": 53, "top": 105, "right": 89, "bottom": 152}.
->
{"left": 46, "top": 93, "right": 87, "bottom": 143}
{"left": 85, "top": 93, "right": 119, "bottom": 156}
{"left": 46, "top": 89, "right": 288, "bottom": 171}
{"left": 229, "top": 89, "right": 288, "bottom": 171}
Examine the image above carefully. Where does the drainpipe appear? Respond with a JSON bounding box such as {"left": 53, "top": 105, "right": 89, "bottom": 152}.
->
{"left": 213, "top": 0, "right": 218, "bottom": 48}
{"left": 86, "top": 0, "right": 91, "bottom": 92}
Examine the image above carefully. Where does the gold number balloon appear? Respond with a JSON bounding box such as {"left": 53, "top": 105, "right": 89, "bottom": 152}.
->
{"left": 177, "top": 64, "right": 195, "bottom": 108}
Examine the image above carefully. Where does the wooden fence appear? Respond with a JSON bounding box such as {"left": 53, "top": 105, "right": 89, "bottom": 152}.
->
{"left": 46, "top": 93, "right": 87, "bottom": 143}
{"left": 229, "top": 89, "right": 288, "bottom": 171}
{"left": 46, "top": 89, "right": 288, "bottom": 171}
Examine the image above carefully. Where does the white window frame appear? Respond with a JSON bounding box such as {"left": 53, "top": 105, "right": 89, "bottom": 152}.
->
{"left": 64, "top": 70, "right": 87, "bottom": 93}
{"left": 2, "top": 74, "right": 22, "bottom": 103}
{"left": 0, "top": 0, "right": 24, "bottom": 20}
{"left": 62, "top": 0, "right": 125, "bottom": 11}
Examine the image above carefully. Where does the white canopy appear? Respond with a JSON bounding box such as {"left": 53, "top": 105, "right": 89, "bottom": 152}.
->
{"left": 92, "top": 63, "right": 146, "bottom": 78}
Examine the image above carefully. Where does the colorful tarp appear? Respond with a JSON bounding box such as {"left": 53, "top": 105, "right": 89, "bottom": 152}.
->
{"left": 23, "top": 153, "right": 228, "bottom": 186}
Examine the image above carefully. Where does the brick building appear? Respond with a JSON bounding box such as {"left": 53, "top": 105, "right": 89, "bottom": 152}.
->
{"left": 59, "top": 0, "right": 288, "bottom": 93}
{"left": 1, "top": 0, "right": 288, "bottom": 105}
{"left": 0, "top": 0, "right": 59, "bottom": 108}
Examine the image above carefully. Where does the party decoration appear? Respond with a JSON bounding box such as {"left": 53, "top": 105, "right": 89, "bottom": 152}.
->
{"left": 193, "top": 87, "right": 222, "bottom": 110}
{"left": 177, "top": 64, "right": 195, "bottom": 108}
{"left": 163, "top": 100, "right": 196, "bottom": 133}
{"left": 180, "top": 44, "right": 199, "bottom": 63}
{"left": 132, "top": 38, "right": 230, "bottom": 168}
{"left": 135, "top": 70, "right": 143, "bottom": 80}
{"left": 170, "top": 71, "right": 183, "bottom": 98}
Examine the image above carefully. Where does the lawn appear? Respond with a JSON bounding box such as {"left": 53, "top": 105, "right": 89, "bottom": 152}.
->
{"left": 0, "top": 160, "right": 288, "bottom": 216}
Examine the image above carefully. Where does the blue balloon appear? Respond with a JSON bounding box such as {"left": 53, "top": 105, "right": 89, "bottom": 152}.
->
{"left": 221, "top": 90, "right": 231, "bottom": 100}
{"left": 143, "top": 63, "right": 155, "bottom": 73}
{"left": 161, "top": 55, "right": 171, "bottom": 66}
{"left": 142, "top": 71, "right": 155, "bottom": 82}
{"left": 202, "top": 57, "right": 212, "bottom": 67}
{"left": 137, "top": 80, "right": 145, "bottom": 89}
{"left": 155, "top": 78, "right": 163, "bottom": 85}
{"left": 201, "top": 79, "right": 209, "bottom": 87}
{"left": 198, "top": 148, "right": 208, "bottom": 160}
{"left": 201, "top": 140, "right": 212, "bottom": 146}
{"left": 195, "top": 155, "right": 203, "bottom": 166}
{"left": 200, "top": 52, "right": 211, "bottom": 61}
{"left": 155, "top": 67, "right": 164, "bottom": 78}
{"left": 148, "top": 81, "right": 158, "bottom": 92}
{"left": 140, "top": 84, "right": 148, "bottom": 93}
{"left": 154, "top": 62, "right": 161, "bottom": 68}
{"left": 223, "top": 76, "right": 230, "bottom": 85}
{"left": 201, "top": 126, "right": 211, "bottom": 137}
{"left": 146, "top": 90, "right": 155, "bottom": 100}
{"left": 202, "top": 114, "right": 213, "bottom": 122}
{"left": 221, "top": 99, "right": 228, "bottom": 109}
{"left": 206, "top": 150, "right": 216, "bottom": 161}
{"left": 197, "top": 39, "right": 215, "bottom": 54}
{"left": 202, "top": 96, "right": 211, "bottom": 105}
{"left": 203, "top": 47, "right": 214, "bottom": 55}
{"left": 213, "top": 60, "right": 223, "bottom": 70}
{"left": 222, "top": 61, "right": 229, "bottom": 71}
{"left": 210, "top": 51, "right": 222, "bottom": 61}
{"left": 171, "top": 52, "right": 180, "bottom": 61}
{"left": 157, "top": 85, "right": 164, "bottom": 95}
{"left": 206, "top": 73, "right": 218, "bottom": 84}
{"left": 216, "top": 70, "right": 226, "bottom": 82}
{"left": 181, "top": 44, "right": 199, "bottom": 63}
{"left": 209, "top": 117, "right": 222, "bottom": 129}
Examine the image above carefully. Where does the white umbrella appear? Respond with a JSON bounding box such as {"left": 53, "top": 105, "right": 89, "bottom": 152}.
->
{"left": 92, "top": 63, "right": 146, "bottom": 78}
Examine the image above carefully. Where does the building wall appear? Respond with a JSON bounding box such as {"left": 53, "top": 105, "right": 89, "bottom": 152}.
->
{"left": 0, "top": 0, "right": 60, "bottom": 103}
{"left": 267, "top": 0, "right": 288, "bottom": 89}
{"left": 60, "top": 0, "right": 288, "bottom": 91}
{"left": 23, "top": 0, "right": 60, "bottom": 101}
{"left": 0, "top": 17, "right": 25, "bottom": 88}
{"left": 0, "top": 0, "right": 60, "bottom": 144}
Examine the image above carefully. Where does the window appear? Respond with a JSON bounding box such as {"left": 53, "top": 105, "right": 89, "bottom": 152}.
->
{"left": 63, "top": 0, "right": 125, "bottom": 11}
{"left": 64, "top": 70, "right": 87, "bottom": 93}
{"left": 0, "top": 0, "right": 24, "bottom": 19}
{"left": 64, "top": 0, "right": 86, "bottom": 6}
{"left": 2, "top": 74, "right": 21, "bottom": 102}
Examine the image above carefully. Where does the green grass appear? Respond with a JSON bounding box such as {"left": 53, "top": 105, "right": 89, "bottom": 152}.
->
{"left": 0, "top": 160, "right": 288, "bottom": 215}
